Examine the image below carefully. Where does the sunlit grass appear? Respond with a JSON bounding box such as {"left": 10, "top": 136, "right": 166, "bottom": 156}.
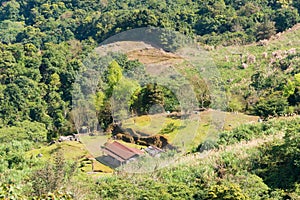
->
{"left": 122, "top": 110, "right": 259, "bottom": 151}
{"left": 79, "top": 134, "right": 109, "bottom": 157}
{"left": 26, "top": 141, "right": 88, "bottom": 161}
{"left": 26, "top": 140, "right": 114, "bottom": 173}
{"left": 124, "top": 114, "right": 168, "bottom": 135}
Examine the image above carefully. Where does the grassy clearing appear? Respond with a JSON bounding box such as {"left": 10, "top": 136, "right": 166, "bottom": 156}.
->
{"left": 26, "top": 141, "right": 88, "bottom": 161}
{"left": 122, "top": 114, "right": 167, "bottom": 135}
{"left": 122, "top": 110, "right": 259, "bottom": 151}
{"left": 79, "top": 134, "right": 109, "bottom": 157}
{"left": 26, "top": 141, "right": 113, "bottom": 173}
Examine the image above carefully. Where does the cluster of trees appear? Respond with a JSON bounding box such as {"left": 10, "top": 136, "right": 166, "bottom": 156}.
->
{"left": 0, "top": 0, "right": 299, "bottom": 138}
{"left": 253, "top": 121, "right": 300, "bottom": 191}
{"left": 0, "top": 41, "right": 83, "bottom": 139}
{"left": 72, "top": 53, "right": 183, "bottom": 132}
{"left": 223, "top": 50, "right": 300, "bottom": 118}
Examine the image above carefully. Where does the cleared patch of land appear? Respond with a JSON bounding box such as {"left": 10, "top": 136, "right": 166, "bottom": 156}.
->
{"left": 122, "top": 110, "right": 259, "bottom": 151}
{"left": 26, "top": 141, "right": 113, "bottom": 173}
{"left": 79, "top": 134, "right": 109, "bottom": 157}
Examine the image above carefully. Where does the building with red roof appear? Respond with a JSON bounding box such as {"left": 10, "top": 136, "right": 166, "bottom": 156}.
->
{"left": 101, "top": 141, "right": 144, "bottom": 166}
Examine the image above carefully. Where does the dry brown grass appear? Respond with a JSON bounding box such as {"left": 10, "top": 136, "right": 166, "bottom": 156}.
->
{"left": 127, "top": 48, "right": 182, "bottom": 64}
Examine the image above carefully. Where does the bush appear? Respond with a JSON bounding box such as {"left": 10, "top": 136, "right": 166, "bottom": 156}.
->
{"left": 160, "top": 122, "right": 177, "bottom": 134}
{"left": 197, "top": 139, "right": 219, "bottom": 152}
{"left": 0, "top": 121, "right": 47, "bottom": 143}
{"left": 206, "top": 183, "right": 249, "bottom": 200}
{"left": 274, "top": 8, "right": 299, "bottom": 32}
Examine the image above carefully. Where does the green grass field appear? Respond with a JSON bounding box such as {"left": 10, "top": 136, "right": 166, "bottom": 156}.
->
{"left": 122, "top": 110, "right": 259, "bottom": 151}
{"left": 79, "top": 134, "right": 110, "bottom": 157}
{"left": 26, "top": 141, "right": 113, "bottom": 173}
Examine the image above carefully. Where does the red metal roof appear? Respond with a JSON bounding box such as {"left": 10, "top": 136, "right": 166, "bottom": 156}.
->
{"left": 102, "top": 141, "right": 143, "bottom": 162}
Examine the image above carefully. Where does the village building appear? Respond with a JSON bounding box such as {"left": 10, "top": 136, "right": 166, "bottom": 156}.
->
{"left": 101, "top": 141, "right": 144, "bottom": 167}
{"left": 144, "top": 145, "right": 164, "bottom": 157}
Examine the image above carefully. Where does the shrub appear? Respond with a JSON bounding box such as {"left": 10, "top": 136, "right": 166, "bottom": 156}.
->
{"left": 160, "top": 122, "right": 177, "bottom": 134}
{"left": 30, "top": 150, "right": 76, "bottom": 197}
{"left": 197, "top": 139, "right": 219, "bottom": 152}
{"left": 206, "top": 183, "right": 250, "bottom": 200}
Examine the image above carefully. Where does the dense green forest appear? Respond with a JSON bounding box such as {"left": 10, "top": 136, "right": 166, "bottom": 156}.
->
{"left": 1, "top": 0, "right": 299, "bottom": 137}
{"left": 0, "top": 0, "right": 300, "bottom": 199}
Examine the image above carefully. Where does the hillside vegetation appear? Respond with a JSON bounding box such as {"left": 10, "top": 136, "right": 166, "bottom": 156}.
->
{"left": 88, "top": 117, "right": 300, "bottom": 200}
{"left": 0, "top": 0, "right": 299, "bottom": 138}
{"left": 0, "top": 0, "right": 300, "bottom": 199}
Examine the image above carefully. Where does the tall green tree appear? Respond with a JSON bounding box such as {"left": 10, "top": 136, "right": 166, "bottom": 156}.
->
{"left": 132, "top": 83, "right": 164, "bottom": 115}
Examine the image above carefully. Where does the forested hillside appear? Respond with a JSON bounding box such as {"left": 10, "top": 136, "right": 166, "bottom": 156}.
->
{"left": 0, "top": 0, "right": 300, "bottom": 199}
{"left": 0, "top": 0, "right": 299, "bottom": 138}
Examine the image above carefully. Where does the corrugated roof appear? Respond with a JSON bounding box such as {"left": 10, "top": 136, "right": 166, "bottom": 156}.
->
{"left": 102, "top": 141, "right": 143, "bottom": 162}
{"left": 145, "top": 145, "right": 164, "bottom": 156}
{"left": 102, "top": 148, "right": 126, "bottom": 162}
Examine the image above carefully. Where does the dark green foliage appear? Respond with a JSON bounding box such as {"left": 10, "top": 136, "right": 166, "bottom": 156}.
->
{"left": 132, "top": 83, "right": 165, "bottom": 115}
{"left": 97, "top": 101, "right": 113, "bottom": 130}
{"left": 287, "top": 74, "right": 300, "bottom": 107}
{"left": 249, "top": 63, "right": 298, "bottom": 118}
{"left": 0, "top": 0, "right": 297, "bottom": 47}
{"left": 273, "top": 8, "right": 299, "bottom": 32}
{"left": 294, "top": 1, "right": 300, "bottom": 13}
{"left": 255, "top": 19, "right": 276, "bottom": 40}
{"left": 252, "top": 121, "right": 300, "bottom": 190}
{"left": 253, "top": 92, "right": 289, "bottom": 118}
{"left": 197, "top": 139, "right": 219, "bottom": 152}
{"left": 160, "top": 122, "right": 177, "bottom": 134}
